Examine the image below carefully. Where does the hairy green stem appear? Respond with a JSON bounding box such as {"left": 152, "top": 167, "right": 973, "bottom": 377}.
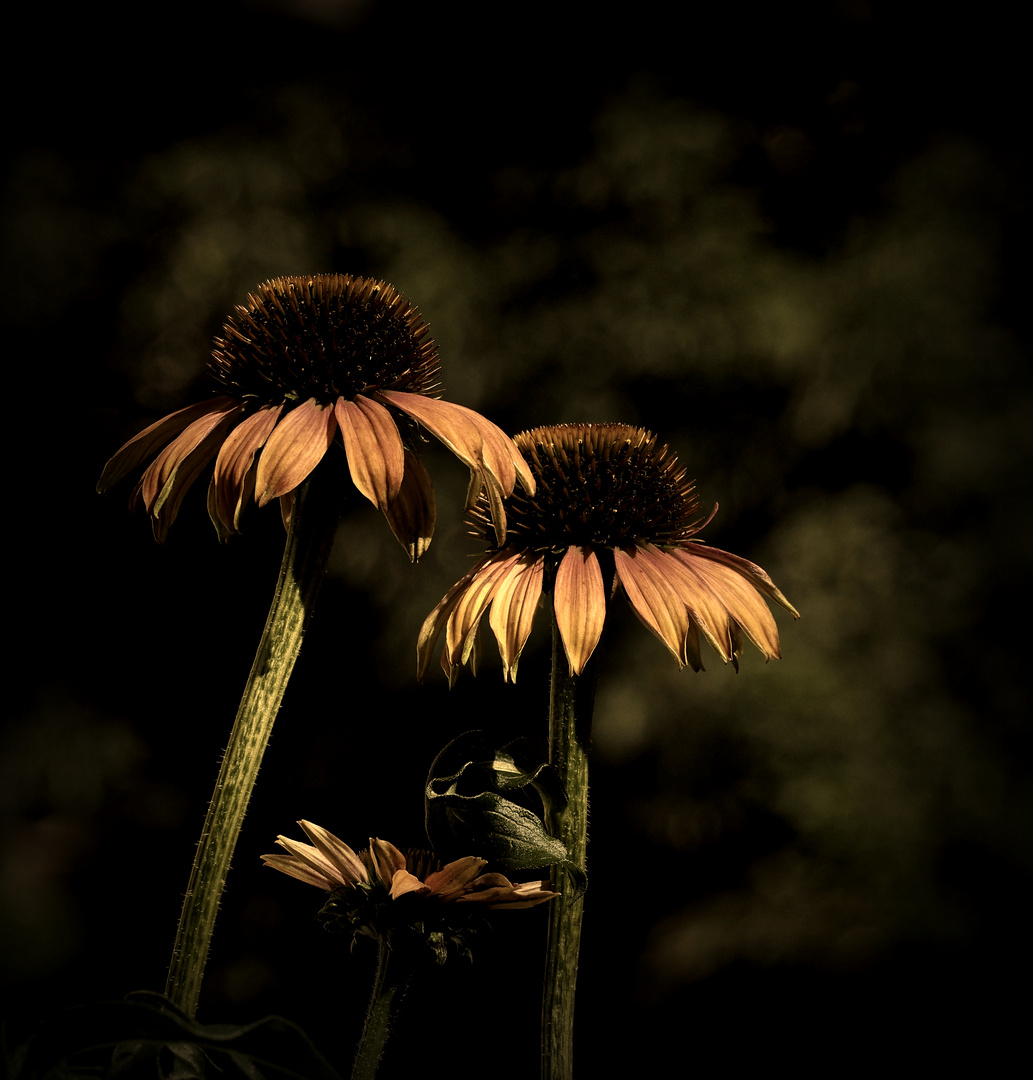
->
{"left": 541, "top": 608, "right": 598, "bottom": 1080}
{"left": 351, "top": 943, "right": 413, "bottom": 1080}
{"left": 164, "top": 475, "right": 339, "bottom": 1017}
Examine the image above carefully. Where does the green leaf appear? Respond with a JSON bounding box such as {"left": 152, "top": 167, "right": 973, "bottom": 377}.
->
{"left": 425, "top": 731, "right": 584, "bottom": 892}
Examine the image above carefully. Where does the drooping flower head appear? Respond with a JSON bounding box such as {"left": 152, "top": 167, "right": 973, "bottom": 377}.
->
{"left": 98, "top": 275, "right": 534, "bottom": 558}
{"left": 263, "top": 820, "right": 556, "bottom": 961}
{"left": 419, "top": 423, "right": 799, "bottom": 682}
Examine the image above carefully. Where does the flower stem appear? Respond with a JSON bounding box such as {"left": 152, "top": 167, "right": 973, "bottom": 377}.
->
{"left": 351, "top": 942, "right": 413, "bottom": 1080}
{"left": 541, "top": 607, "right": 598, "bottom": 1080}
{"left": 164, "top": 475, "right": 340, "bottom": 1017}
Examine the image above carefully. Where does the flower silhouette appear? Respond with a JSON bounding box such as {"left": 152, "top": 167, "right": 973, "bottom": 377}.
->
{"left": 98, "top": 274, "right": 533, "bottom": 557}
{"left": 419, "top": 423, "right": 799, "bottom": 681}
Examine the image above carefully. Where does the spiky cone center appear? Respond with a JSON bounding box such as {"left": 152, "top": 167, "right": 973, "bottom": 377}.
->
{"left": 209, "top": 274, "right": 441, "bottom": 407}
{"left": 469, "top": 423, "right": 707, "bottom": 555}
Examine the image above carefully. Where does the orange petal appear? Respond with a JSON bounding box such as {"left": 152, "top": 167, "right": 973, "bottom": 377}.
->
{"left": 446, "top": 551, "right": 521, "bottom": 669}
{"left": 388, "top": 869, "right": 430, "bottom": 899}
{"left": 210, "top": 404, "right": 284, "bottom": 535}
{"left": 137, "top": 400, "right": 243, "bottom": 514}
{"left": 670, "top": 548, "right": 784, "bottom": 661}
{"left": 378, "top": 390, "right": 535, "bottom": 543}
{"left": 335, "top": 395, "right": 405, "bottom": 509}
{"left": 681, "top": 543, "right": 800, "bottom": 618}
{"left": 424, "top": 856, "right": 488, "bottom": 899}
{"left": 97, "top": 396, "right": 239, "bottom": 493}
{"left": 487, "top": 553, "right": 545, "bottom": 682}
{"left": 256, "top": 398, "right": 337, "bottom": 507}
{"left": 554, "top": 546, "right": 607, "bottom": 675}
{"left": 416, "top": 551, "right": 497, "bottom": 681}
{"left": 614, "top": 545, "right": 694, "bottom": 667}
{"left": 382, "top": 450, "right": 435, "bottom": 562}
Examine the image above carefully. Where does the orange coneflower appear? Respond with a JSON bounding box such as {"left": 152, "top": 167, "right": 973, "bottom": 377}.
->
{"left": 419, "top": 423, "right": 799, "bottom": 682}
{"left": 98, "top": 274, "right": 533, "bottom": 557}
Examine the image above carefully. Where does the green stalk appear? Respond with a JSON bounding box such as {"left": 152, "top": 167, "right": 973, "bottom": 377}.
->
{"left": 541, "top": 606, "right": 598, "bottom": 1080}
{"left": 350, "top": 942, "right": 414, "bottom": 1080}
{"left": 164, "top": 474, "right": 339, "bottom": 1017}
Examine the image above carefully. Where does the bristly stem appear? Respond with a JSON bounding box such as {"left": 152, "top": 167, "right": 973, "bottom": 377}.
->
{"left": 541, "top": 604, "right": 598, "bottom": 1080}
{"left": 164, "top": 474, "right": 339, "bottom": 1017}
{"left": 351, "top": 941, "right": 414, "bottom": 1080}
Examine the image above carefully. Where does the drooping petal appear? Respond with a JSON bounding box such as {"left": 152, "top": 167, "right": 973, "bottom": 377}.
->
{"left": 670, "top": 546, "right": 785, "bottom": 661}
{"left": 256, "top": 398, "right": 337, "bottom": 507}
{"left": 335, "top": 394, "right": 405, "bottom": 509}
{"left": 446, "top": 550, "right": 523, "bottom": 670}
{"left": 139, "top": 403, "right": 245, "bottom": 542}
{"left": 424, "top": 856, "right": 488, "bottom": 900}
{"left": 614, "top": 545, "right": 695, "bottom": 667}
{"left": 417, "top": 551, "right": 496, "bottom": 681}
{"left": 378, "top": 390, "right": 535, "bottom": 543}
{"left": 97, "top": 396, "right": 239, "bottom": 493}
{"left": 554, "top": 546, "right": 607, "bottom": 675}
{"left": 487, "top": 553, "right": 545, "bottom": 682}
{"left": 136, "top": 400, "right": 244, "bottom": 515}
{"left": 210, "top": 404, "right": 284, "bottom": 536}
{"left": 298, "top": 820, "right": 369, "bottom": 886}
{"left": 682, "top": 543, "right": 800, "bottom": 618}
{"left": 382, "top": 450, "right": 435, "bottom": 562}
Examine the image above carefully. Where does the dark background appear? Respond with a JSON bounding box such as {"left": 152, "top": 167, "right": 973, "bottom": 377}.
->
{"left": 3, "top": 1, "right": 1029, "bottom": 1075}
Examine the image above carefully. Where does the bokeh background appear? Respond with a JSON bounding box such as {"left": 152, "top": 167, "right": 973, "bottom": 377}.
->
{"left": 3, "top": 1, "right": 1029, "bottom": 1075}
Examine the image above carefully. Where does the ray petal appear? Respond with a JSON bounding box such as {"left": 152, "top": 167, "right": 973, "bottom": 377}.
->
{"left": 487, "top": 553, "right": 545, "bottom": 682}
{"left": 145, "top": 405, "right": 245, "bottom": 542}
{"left": 614, "top": 545, "right": 693, "bottom": 667}
{"left": 672, "top": 548, "right": 785, "bottom": 660}
{"left": 256, "top": 398, "right": 337, "bottom": 507}
{"left": 97, "top": 396, "right": 239, "bottom": 493}
{"left": 683, "top": 543, "right": 800, "bottom": 618}
{"left": 447, "top": 550, "right": 522, "bottom": 669}
{"left": 416, "top": 551, "right": 498, "bottom": 681}
{"left": 138, "top": 400, "right": 244, "bottom": 514}
{"left": 211, "top": 404, "right": 284, "bottom": 535}
{"left": 424, "top": 856, "right": 488, "bottom": 899}
{"left": 335, "top": 395, "right": 405, "bottom": 509}
{"left": 554, "top": 546, "right": 608, "bottom": 675}
{"left": 382, "top": 450, "right": 435, "bottom": 562}
{"left": 298, "top": 820, "right": 369, "bottom": 886}
{"left": 369, "top": 837, "right": 408, "bottom": 887}
{"left": 260, "top": 852, "right": 337, "bottom": 890}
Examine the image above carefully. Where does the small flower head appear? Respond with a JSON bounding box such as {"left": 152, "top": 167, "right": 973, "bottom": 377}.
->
{"left": 262, "top": 820, "right": 556, "bottom": 962}
{"left": 98, "top": 275, "right": 533, "bottom": 557}
{"left": 419, "top": 423, "right": 799, "bottom": 682}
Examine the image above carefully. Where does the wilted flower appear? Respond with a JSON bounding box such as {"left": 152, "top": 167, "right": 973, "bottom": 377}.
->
{"left": 263, "top": 820, "right": 557, "bottom": 962}
{"left": 98, "top": 274, "right": 533, "bottom": 557}
{"left": 419, "top": 423, "right": 799, "bottom": 682}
